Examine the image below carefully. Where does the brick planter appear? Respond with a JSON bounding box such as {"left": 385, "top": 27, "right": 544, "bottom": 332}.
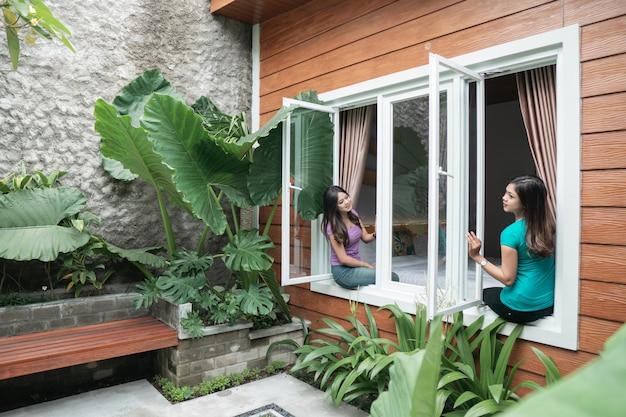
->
{"left": 151, "top": 298, "right": 308, "bottom": 387}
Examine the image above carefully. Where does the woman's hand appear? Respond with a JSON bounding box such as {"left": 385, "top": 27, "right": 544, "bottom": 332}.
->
{"left": 466, "top": 231, "right": 482, "bottom": 260}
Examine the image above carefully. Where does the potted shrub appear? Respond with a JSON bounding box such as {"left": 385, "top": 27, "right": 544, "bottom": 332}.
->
{"left": 93, "top": 69, "right": 334, "bottom": 336}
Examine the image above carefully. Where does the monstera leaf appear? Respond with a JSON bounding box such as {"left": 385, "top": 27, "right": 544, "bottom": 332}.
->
{"left": 0, "top": 187, "right": 90, "bottom": 261}
{"left": 221, "top": 229, "right": 275, "bottom": 273}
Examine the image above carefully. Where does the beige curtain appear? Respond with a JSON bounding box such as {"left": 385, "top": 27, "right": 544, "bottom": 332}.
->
{"left": 516, "top": 65, "right": 557, "bottom": 221}
{"left": 339, "top": 105, "right": 374, "bottom": 207}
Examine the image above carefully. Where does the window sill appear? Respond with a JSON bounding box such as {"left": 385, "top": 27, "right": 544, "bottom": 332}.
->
{"left": 310, "top": 279, "right": 576, "bottom": 350}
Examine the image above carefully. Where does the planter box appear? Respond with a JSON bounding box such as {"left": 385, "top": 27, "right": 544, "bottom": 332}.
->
{"left": 0, "top": 293, "right": 148, "bottom": 337}
{"left": 150, "top": 298, "right": 308, "bottom": 387}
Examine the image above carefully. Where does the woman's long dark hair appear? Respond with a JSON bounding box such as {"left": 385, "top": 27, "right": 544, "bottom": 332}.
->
{"left": 321, "top": 185, "right": 360, "bottom": 246}
{"left": 510, "top": 175, "right": 556, "bottom": 258}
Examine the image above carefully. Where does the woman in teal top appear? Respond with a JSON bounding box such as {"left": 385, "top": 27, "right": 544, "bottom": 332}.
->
{"left": 466, "top": 175, "right": 556, "bottom": 324}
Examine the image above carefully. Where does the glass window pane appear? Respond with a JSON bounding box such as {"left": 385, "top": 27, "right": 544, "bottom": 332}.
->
{"left": 390, "top": 95, "right": 432, "bottom": 286}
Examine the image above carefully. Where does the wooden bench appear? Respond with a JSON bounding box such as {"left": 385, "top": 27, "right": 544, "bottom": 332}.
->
{"left": 0, "top": 316, "right": 178, "bottom": 380}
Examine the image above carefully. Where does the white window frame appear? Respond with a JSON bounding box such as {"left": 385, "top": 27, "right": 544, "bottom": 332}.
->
{"left": 287, "top": 25, "right": 580, "bottom": 350}
{"left": 280, "top": 98, "right": 339, "bottom": 286}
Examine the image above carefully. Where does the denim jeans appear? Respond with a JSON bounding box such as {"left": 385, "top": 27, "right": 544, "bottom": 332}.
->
{"left": 331, "top": 265, "right": 399, "bottom": 290}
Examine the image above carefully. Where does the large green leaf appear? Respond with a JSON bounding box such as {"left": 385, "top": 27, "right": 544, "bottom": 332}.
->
{"left": 370, "top": 318, "right": 444, "bottom": 417}
{"left": 101, "top": 156, "right": 138, "bottom": 181}
{"left": 500, "top": 323, "right": 626, "bottom": 417}
{"left": 141, "top": 93, "right": 253, "bottom": 233}
{"left": 3, "top": 8, "right": 20, "bottom": 71}
{"left": 259, "top": 267, "right": 292, "bottom": 320}
{"left": 99, "top": 242, "right": 167, "bottom": 269}
{"left": 230, "top": 104, "right": 295, "bottom": 159}
{"left": 111, "top": 68, "right": 182, "bottom": 126}
{"left": 236, "top": 283, "right": 273, "bottom": 316}
{"left": 95, "top": 99, "right": 191, "bottom": 212}
{"left": 247, "top": 90, "right": 333, "bottom": 211}
{"left": 248, "top": 126, "right": 283, "bottom": 206}
{"left": 222, "top": 229, "right": 274, "bottom": 273}
{"left": 192, "top": 96, "right": 249, "bottom": 156}
{"left": 155, "top": 270, "right": 206, "bottom": 304}
{"left": 0, "top": 187, "right": 90, "bottom": 261}
{"left": 289, "top": 106, "right": 334, "bottom": 220}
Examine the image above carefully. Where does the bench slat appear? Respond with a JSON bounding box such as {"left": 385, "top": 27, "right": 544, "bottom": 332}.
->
{"left": 0, "top": 317, "right": 178, "bottom": 380}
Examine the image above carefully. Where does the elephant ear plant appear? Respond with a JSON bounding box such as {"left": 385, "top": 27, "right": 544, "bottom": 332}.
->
{"left": 0, "top": 165, "right": 166, "bottom": 298}
{"left": 94, "top": 69, "right": 334, "bottom": 335}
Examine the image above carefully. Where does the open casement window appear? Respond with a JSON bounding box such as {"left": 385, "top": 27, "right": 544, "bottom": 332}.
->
{"left": 274, "top": 25, "right": 580, "bottom": 350}
{"left": 280, "top": 98, "right": 338, "bottom": 285}
{"left": 427, "top": 53, "right": 486, "bottom": 319}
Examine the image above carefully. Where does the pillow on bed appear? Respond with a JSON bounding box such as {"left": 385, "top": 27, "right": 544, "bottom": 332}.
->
{"left": 392, "top": 229, "right": 415, "bottom": 256}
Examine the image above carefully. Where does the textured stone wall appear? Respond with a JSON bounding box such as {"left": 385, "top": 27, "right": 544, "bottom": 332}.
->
{"left": 0, "top": 1, "right": 252, "bottom": 280}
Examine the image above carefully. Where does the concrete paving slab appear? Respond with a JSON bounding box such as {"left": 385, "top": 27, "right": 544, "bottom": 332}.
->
{"left": 1, "top": 374, "right": 369, "bottom": 417}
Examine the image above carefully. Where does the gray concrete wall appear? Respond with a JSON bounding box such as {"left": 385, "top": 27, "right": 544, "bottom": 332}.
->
{"left": 0, "top": 1, "right": 252, "bottom": 282}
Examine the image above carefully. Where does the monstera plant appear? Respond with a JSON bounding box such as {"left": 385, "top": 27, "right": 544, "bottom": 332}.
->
{"left": 94, "top": 69, "right": 334, "bottom": 329}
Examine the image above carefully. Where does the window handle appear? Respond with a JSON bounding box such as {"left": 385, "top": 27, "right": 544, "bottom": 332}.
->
{"left": 438, "top": 167, "right": 454, "bottom": 178}
{"left": 289, "top": 183, "right": 303, "bottom": 191}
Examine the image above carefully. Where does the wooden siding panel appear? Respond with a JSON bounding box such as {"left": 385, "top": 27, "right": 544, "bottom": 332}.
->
{"left": 260, "top": 0, "right": 463, "bottom": 76}
{"left": 260, "top": 0, "right": 400, "bottom": 61}
{"left": 580, "top": 243, "right": 626, "bottom": 285}
{"left": 285, "top": 285, "right": 399, "bottom": 334}
{"left": 581, "top": 54, "right": 626, "bottom": 98}
{"left": 260, "top": 2, "right": 562, "bottom": 115}
{"left": 581, "top": 207, "right": 626, "bottom": 245}
{"left": 260, "top": 0, "right": 557, "bottom": 96}
{"left": 579, "top": 280, "right": 626, "bottom": 322}
{"left": 581, "top": 15, "right": 626, "bottom": 62}
{"left": 581, "top": 92, "right": 626, "bottom": 134}
{"left": 578, "top": 316, "right": 623, "bottom": 354}
{"left": 581, "top": 169, "right": 626, "bottom": 207}
{"left": 582, "top": 131, "right": 626, "bottom": 170}
{"left": 510, "top": 339, "right": 597, "bottom": 376}
{"left": 565, "top": 0, "right": 626, "bottom": 27}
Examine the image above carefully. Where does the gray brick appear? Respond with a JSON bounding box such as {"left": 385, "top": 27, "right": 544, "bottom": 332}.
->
{"left": 14, "top": 321, "right": 47, "bottom": 335}
{"left": 235, "top": 347, "right": 261, "bottom": 364}
{"left": 0, "top": 305, "right": 33, "bottom": 322}
{"left": 189, "top": 358, "right": 215, "bottom": 374}
{"left": 31, "top": 304, "right": 62, "bottom": 320}
{"left": 215, "top": 352, "right": 238, "bottom": 368}
{"left": 48, "top": 317, "right": 78, "bottom": 331}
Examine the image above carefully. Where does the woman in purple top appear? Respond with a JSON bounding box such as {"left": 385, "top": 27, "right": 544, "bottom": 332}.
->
{"left": 321, "top": 185, "right": 377, "bottom": 289}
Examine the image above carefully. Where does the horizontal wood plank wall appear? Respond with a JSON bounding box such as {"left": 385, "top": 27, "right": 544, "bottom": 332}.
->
{"left": 258, "top": 0, "right": 626, "bottom": 389}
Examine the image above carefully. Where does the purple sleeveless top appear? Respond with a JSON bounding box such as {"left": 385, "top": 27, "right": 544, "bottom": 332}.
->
{"left": 327, "top": 210, "right": 362, "bottom": 266}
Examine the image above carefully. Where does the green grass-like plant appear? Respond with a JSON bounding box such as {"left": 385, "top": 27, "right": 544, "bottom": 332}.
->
{"left": 290, "top": 303, "right": 430, "bottom": 407}
{"left": 154, "top": 361, "right": 288, "bottom": 403}
{"left": 289, "top": 303, "right": 562, "bottom": 415}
